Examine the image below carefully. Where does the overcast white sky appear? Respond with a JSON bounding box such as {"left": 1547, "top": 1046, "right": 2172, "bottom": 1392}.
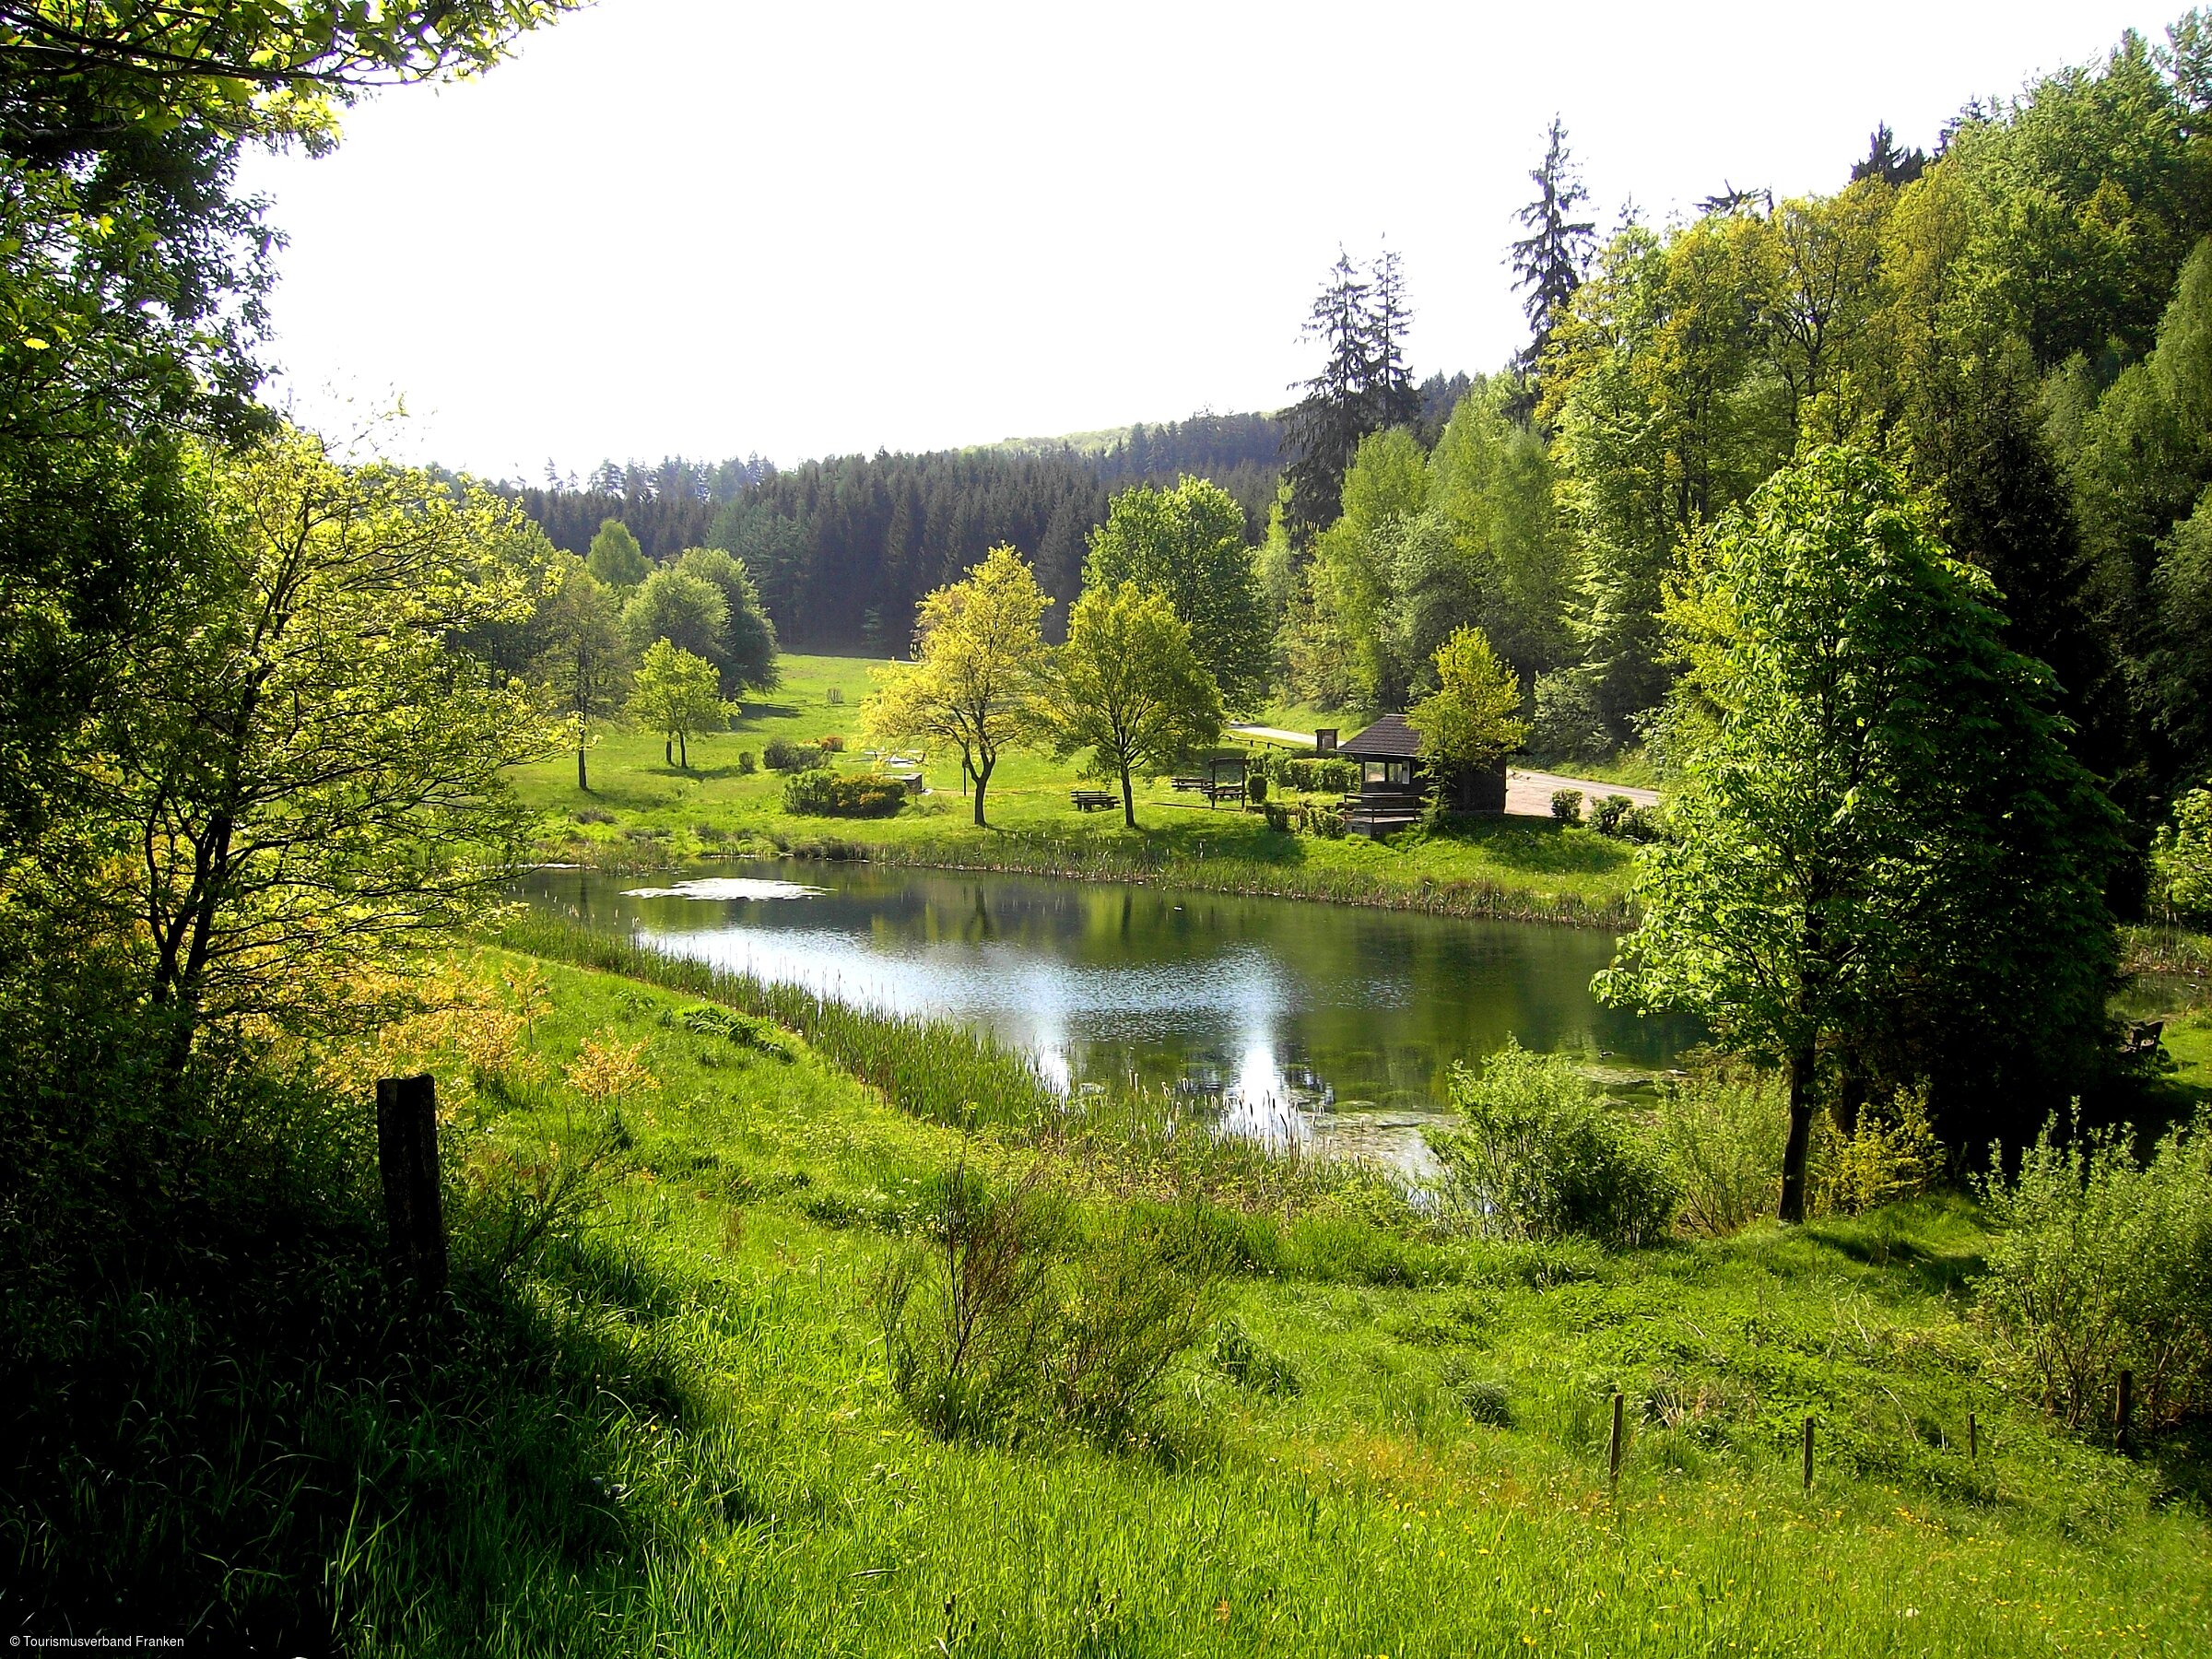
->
{"left": 239, "top": 0, "right": 2180, "bottom": 481}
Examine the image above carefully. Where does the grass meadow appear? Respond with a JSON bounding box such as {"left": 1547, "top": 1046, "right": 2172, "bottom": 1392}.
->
{"left": 170, "top": 941, "right": 2206, "bottom": 1655}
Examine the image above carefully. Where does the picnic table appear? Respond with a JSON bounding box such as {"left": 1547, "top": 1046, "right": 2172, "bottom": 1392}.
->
{"left": 1070, "top": 788, "right": 1117, "bottom": 812}
{"left": 1171, "top": 776, "right": 1245, "bottom": 806}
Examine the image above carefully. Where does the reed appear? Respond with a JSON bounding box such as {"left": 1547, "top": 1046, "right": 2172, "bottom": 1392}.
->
{"left": 495, "top": 912, "right": 1059, "bottom": 1131}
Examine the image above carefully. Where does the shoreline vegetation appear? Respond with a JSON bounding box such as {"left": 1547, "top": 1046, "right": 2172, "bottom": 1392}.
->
{"left": 508, "top": 653, "right": 1645, "bottom": 929}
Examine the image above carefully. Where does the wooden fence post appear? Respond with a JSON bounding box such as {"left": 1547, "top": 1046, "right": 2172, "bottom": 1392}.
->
{"left": 1801, "top": 1418, "right": 1815, "bottom": 1491}
{"left": 2115, "top": 1370, "right": 2134, "bottom": 1453}
{"left": 376, "top": 1074, "right": 447, "bottom": 1299}
{"left": 1968, "top": 1411, "right": 1978, "bottom": 1463}
{"left": 1608, "top": 1392, "right": 1625, "bottom": 1491}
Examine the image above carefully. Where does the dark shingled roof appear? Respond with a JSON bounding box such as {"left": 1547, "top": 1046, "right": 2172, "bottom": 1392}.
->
{"left": 1339, "top": 714, "right": 1422, "bottom": 758}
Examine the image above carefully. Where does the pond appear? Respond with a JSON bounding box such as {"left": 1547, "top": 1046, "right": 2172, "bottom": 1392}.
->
{"left": 516, "top": 861, "right": 1699, "bottom": 1168}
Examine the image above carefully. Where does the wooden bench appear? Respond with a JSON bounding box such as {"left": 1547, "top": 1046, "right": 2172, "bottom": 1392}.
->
{"left": 1070, "top": 789, "right": 1117, "bottom": 812}
{"left": 1170, "top": 776, "right": 1206, "bottom": 794}
{"left": 2122, "top": 1018, "right": 2166, "bottom": 1061}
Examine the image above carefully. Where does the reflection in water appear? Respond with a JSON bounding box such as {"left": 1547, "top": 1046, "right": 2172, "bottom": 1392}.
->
{"left": 519, "top": 861, "right": 1697, "bottom": 1169}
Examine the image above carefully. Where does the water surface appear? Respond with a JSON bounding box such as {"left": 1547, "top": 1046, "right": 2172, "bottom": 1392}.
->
{"left": 518, "top": 861, "right": 1697, "bottom": 1166}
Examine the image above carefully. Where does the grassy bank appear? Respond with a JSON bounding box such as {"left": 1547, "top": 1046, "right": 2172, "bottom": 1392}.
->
{"left": 510, "top": 653, "right": 1640, "bottom": 924}
{"left": 20, "top": 942, "right": 2204, "bottom": 1653}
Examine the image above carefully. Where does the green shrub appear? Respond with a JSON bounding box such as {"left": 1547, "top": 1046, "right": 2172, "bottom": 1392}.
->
{"left": 1258, "top": 750, "right": 1358, "bottom": 794}
{"left": 1653, "top": 1066, "right": 1785, "bottom": 1235}
{"left": 1591, "top": 794, "right": 1634, "bottom": 836}
{"left": 1425, "top": 1040, "right": 1677, "bottom": 1249}
{"left": 1978, "top": 1109, "right": 2212, "bottom": 1430}
{"left": 1247, "top": 772, "right": 1268, "bottom": 805}
{"left": 762, "top": 735, "right": 825, "bottom": 772}
{"left": 676, "top": 1002, "right": 796, "bottom": 1061}
{"left": 1549, "top": 789, "right": 1583, "bottom": 825}
{"left": 1812, "top": 1086, "right": 1942, "bottom": 1216}
{"left": 782, "top": 771, "right": 905, "bottom": 818}
{"left": 877, "top": 1160, "right": 1216, "bottom": 1445}
{"left": 735, "top": 748, "right": 758, "bottom": 774}
{"left": 1618, "top": 804, "right": 1664, "bottom": 842}
{"left": 1301, "top": 801, "right": 1347, "bottom": 839}
{"left": 1262, "top": 801, "right": 1290, "bottom": 832}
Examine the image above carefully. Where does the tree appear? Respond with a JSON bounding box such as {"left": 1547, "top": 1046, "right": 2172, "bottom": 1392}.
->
{"left": 861, "top": 545, "right": 1050, "bottom": 828}
{"left": 0, "top": 3, "right": 574, "bottom": 883}
{"left": 1042, "top": 582, "right": 1222, "bottom": 828}
{"left": 534, "top": 557, "right": 629, "bottom": 792}
{"left": 622, "top": 565, "right": 727, "bottom": 662}
{"left": 1406, "top": 627, "right": 1528, "bottom": 809}
{"left": 100, "top": 429, "right": 554, "bottom": 1054}
{"left": 1850, "top": 123, "right": 1926, "bottom": 187}
{"left": 1284, "top": 248, "right": 1375, "bottom": 535}
{"left": 1428, "top": 387, "right": 1576, "bottom": 682}
{"left": 675, "top": 546, "right": 780, "bottom": 693}
{"left": 587, "top": 517, "right": 648, "bottom": 588}
{"left": 1288, "top": 427, "right": 1430, "bottom": 710}
{"left": 1082, "top": 477, "right": 1269, "bottom": 713}
{"left": 1596, "top": 447, "right": 2120, "bottom": 1221}
{"left": 629, "top": 640, "right": 730, "bottom": 770}
{"left": 1281, "top": 247, "right": 1419, "bottom": 535}
{"left": 1365, "top": 245, "right": 1419, "bottom": 431}
{"left": 1509, "top": 116, "right": 1597, "bottom": 378}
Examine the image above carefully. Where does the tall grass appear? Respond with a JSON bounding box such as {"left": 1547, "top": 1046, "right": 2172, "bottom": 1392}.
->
{"left": 495, "top": 913, "right": 1059, "bottom": 1131}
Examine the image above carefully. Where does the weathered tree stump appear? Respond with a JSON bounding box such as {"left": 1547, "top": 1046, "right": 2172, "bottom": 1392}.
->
{"left": 376, "top": 1074, "right": 447, "bottom": 1298}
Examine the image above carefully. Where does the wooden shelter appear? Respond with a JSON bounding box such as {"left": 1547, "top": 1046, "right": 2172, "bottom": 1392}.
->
{"left": 1338, "top": 714, "right": 1506, "bottom": 837}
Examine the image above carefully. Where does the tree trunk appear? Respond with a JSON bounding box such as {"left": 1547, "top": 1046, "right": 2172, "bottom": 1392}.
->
{"left": 577, "top": 740, "right": 589, "bottom": 792}
{"left": 972, "top": 758, "right": 991, "bottom": 827}
{"left": 1120, "top": 767, "right": 1135, "bottom": 829}
{"left": 665, "top": 736, "right": 672, "bottom": 766}
{"left": 1779, "top": 1044, "right": 1817, "bottom": 1223}
{"left": 1832, "top": 1069, "right": 1865, "bottom": 1138}
{"left": 678, "top": 731, "right": 688, "bottom": 770}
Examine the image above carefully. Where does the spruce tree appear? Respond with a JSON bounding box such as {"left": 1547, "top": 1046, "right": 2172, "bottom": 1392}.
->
{"left": 1283, "top": 248, "right": 1421, "bottom": 535}
{"left": 1366, "top": 247, "right": 1420, "bottom": 432}
{"left": 1508, "top": 117, "right": 1597, "bottom": 376}
{"left": 1283, "top": 248, "right": 1374, "bottom": 534}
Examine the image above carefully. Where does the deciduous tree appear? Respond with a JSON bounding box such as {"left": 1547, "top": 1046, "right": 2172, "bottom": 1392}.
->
{"left": 1083, "top": 477, "right": 1268, "bottom": 713}
{"left": 675, "top": 546, "right": 780, "bottom": 693}
{"left": 622, "top": 565, "right": 727, "bottom": 662}
{"left": 629, "top": 640, "right": 730, "bottom": 770}
{"left": 862, "top": 546, "right": 1049, "bottom": 828}
{"left": 1043, "top": 582, "right": 1222, "bottom": 828}
{"left": 1407, "top": 627, "right": 1528, "bottom": 810}
{"left": 587, "top": 517, "right": 648, "bottom": 589}
{"left": 106, "top": 429, "right": 556, "bottom": 1054}
{"left": 1597, "top": 447, "right": 2120, "bottom": 1221}
{"left": 534, "top": 557, "right": 629, "bottom": 792}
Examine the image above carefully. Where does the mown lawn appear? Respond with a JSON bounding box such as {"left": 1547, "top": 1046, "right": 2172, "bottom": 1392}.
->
{"left": 509, "top": 653, "right": 1641, "bottom": 920}
{"left": 320, "top": 947, "right": 2211, "bottom": 1655}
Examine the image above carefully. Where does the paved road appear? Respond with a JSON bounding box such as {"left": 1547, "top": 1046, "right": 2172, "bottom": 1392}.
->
{"left": 1225, "top": 724, "right": 1659, "bottom": 818}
